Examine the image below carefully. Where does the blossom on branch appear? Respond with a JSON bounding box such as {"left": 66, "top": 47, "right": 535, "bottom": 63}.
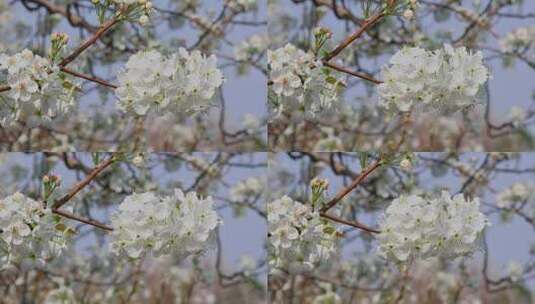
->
{"left": 0, "top": 49, "right": 79, "bottom": 126}
{"left": 110, "top": 189, "right": 221, "bottom": 260}
{"left": 378, "top": 45, "right": 489, "bottom": 114}
{"left": 377, "top": 191, "right": 489, "bottom": 262}
{"left": 0, "top": 193, "right": 73, "bottom": 269}
{"left": 268, "top": 196, "right": 339, "bottom": 273}
{"left": 268, "top": 44, "right": 345, "bottom": 118}
{"left": 115, "top": 48, "right": 224, "bottom": 116}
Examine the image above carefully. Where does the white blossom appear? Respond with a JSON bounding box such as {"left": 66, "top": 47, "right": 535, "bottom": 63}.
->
{"left": 234, "top": 33, "right": 269, "bottom": 62}
{"left": 313, "top": 290, "right": 342, "bottom": 304}
{"left": 268, "top": 44, "right": 345, "bottom": 118}
{"left": 403, "top": 9, "right": 414, "bottom": 20}
{"left": 500, "top": 26, "right": 535, "bottom": 63}
{"left": 44, "top": 285, "right": 77, "bottom": 304}
{"left": 268, "top": 196, "right": 339, "bottom": 273}
{"left": 377, "top": 191, "right": 489, "bottom": 262}
{"left": 230, "top": 176, "right": 264, "bottom": 202}
{"left": 497, "top": 182, "right": 533, "bottom": 208}
{"left": 225, "top": 0, "right": 257, "bottom": 11}
{"left": 110, "top": 189, "right": 221, "bottom": 259}
{"left": 508, "top": 106, "right": 527, "bottom": 127}
{"left": 0, "top": 49, "right": 79, "bottom": 126}
{"left": 0, "top": 192, "right": 72, "bottom": 269}
{"left": 507, "top": 260, "right": 523, "bottom": 282}
{"left": 378, "top": 45, "right": 488, "bottom": 114}
{"left": 115, "top": 49, "right": 223, "bottom": 116}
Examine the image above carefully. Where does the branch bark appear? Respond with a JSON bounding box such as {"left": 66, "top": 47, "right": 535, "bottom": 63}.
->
{"left": 320, "top": 158, "right": 383, "bottom": 213}
{"left": 52, "top": 155, "right": 116, "bottom": 210}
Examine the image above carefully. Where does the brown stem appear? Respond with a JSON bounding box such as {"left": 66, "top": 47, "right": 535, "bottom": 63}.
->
{"left": 59, "top": 16, "right": 120, "bottom": 67}
{"left": 320, "top": 212, "right": 380, "bottom": 234}
{"left": 52, "top": 156, "right": 115, "bottom": 209}
{"left": 60, "top": 67, "right": 118, "bottom": 89}
{"left": 320, "top": 159, "right": 382, "bottom": 213}
{"left": 322, "top": 61, "right": 383, "bottom": 84}
{"left": 0, "top": 85, "right": 10, "bottom": 92}
{"left": 323, "top": 11, "right": 386, "bottom": 62}
{"left": 53, "top": 208, "right": 113, "bottom": 231}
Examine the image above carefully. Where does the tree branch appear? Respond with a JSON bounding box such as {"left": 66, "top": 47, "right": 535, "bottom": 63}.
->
{"left": 320, "top": 212, "right": 380, "bottom": 234}
{"left": 320, "top": 158, "right": 383, "bottom": 213}
{"left": 52, "top": 155, "right": 116, "bottom": 210}
{"left": 52, "top": 208, "right": 113, "bottom": 231}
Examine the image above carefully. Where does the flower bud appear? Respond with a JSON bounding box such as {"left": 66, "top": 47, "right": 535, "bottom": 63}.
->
{"left": 139, "top": 15, "right": 149, "bottom": 26}
{"left": 403, "top": 9, "right": 414, "bottom": 20}
{"left": 399, "top": 159, "right": 412, "bottom": 172}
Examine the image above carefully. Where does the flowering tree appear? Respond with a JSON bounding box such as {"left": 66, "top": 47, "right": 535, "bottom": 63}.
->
{"left": 268, "top": 152, "right": 535, "bottom": 303}
{"left": 268, "top": 0, "right": 535, "bottom": 151}
{"left": 0, "top": 152, "right": 267, "bottom": 303}
{"left": 0, "top": 0, "right": 267, "bottom": 151}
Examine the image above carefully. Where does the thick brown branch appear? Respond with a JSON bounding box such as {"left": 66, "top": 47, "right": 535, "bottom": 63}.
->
{"left": 320, "top": 159, "right": 382, "bottom": 213}
{"left": 52, "top": 156, "right": 115, "bottom": 209}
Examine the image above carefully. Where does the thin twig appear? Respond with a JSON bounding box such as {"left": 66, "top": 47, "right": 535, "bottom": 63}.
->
{"left": 52, "top": 155, "right": 116, "bottom": 209}
{"left": 52, "top": 208, "right": 114, "bottom": 231}
{"left": 60, "top": 67, "right": 118, "bottom": 89}
{"left": 322, "top": 61, "right": 383, "bottom": 84}
{"left": 320, "top": 212, "right": 380, "bottom": 234}
{"left": 320, "top": 158, "right": 383, "bottom": 213}
{"left": 59, "top": 16, "right": 121, "bottom": 67}
{"left": 323, "top": 11, "right": 386, "bottom": 62}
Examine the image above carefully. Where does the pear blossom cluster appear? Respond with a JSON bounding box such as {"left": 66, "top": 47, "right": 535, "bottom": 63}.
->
{"left": 313, "top": 290, "right": 342, "bottom": 304}
{"left": 115, "top": 48, "right": 223, "bottom": 116}
{"left": 225, "top": 0, "right": 257, "bottom": 11}
{"left": 0, "top": 49, "right": 78, "bottom": 126}
{"left": 44, "top": 285, "right": 77, "bottom": 304}
{"left": 0, "top": 193, "right": 72, "bottom": 269}
{"left": 500, "top": 26, "right": 535, "bottom": 63}
{"left": 268, "top": 196, "right": 339, "bottom": 273}
{"left": 110, "top": 189, "right": 221, "bottom": 259}
{"left": 234, "top": 33, "right": 269, "bottom": 62}
{"left": 229, "top": 176, "right": 264, "bottom": 202}
{"left": 378, "top": 44, "right": 488, "bottom": 113}
{"left": 268, "top": 44, "right": 345, "bottom": 118}
{"left": 497, "top": 182, "right": 533, "bottom": 208}
{"left": 377, "top": 191, "right": 489, "bottom": 262}
{"left": 507, "top": 260, "right": 524, "bottom": 282}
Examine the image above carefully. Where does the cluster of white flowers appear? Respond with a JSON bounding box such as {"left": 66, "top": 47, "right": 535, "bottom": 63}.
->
{"left": 0, "top": 193, "right": 72, "bottom": 269}
{"left": 377, "top": 191, "right": 489, "bottom": 262}
{"left": 313, "top": 290, "right": 342, "bottom": 304}
{"left": 110, "top": 189, "right": 221, "bottom": 259}
{"left": 500, "top": 26, "right": 535, "bottom": 63}
{"left": 268, "top": 44, "right": 345, "bottom": 117}
{"left": 497, "top": 182, "right": 533, "bottom": 208}
{"left": 225, "top": 0, "right": 257, "bottom": 11}
{"left": 313, "top": 130, "right": 343, "bottom": 151}
{"left": 0, "top": 49, "right": 78, "bottom": 126}
{"left": 115, "top": 48, "right": 223, "bottom": 116}
{"left": 44, "top": 285, "right": 77, "bottom": 304}
{"left": 234, "top": 33, "right": 269, "bottom": 61}
{"left": 378, "top": 45, "right": 488, "bottom": 113}
{"left": 508, "top": 106, "right": 527, "bottom": 127}
{"left": 230, "top": 176, "right": 264, "bottom": 202}
{"left": 268, "top": 196, "right": 339, "bottom": 273}
{"left": 507, "top": 260, "right": 523, "bottom": 282}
